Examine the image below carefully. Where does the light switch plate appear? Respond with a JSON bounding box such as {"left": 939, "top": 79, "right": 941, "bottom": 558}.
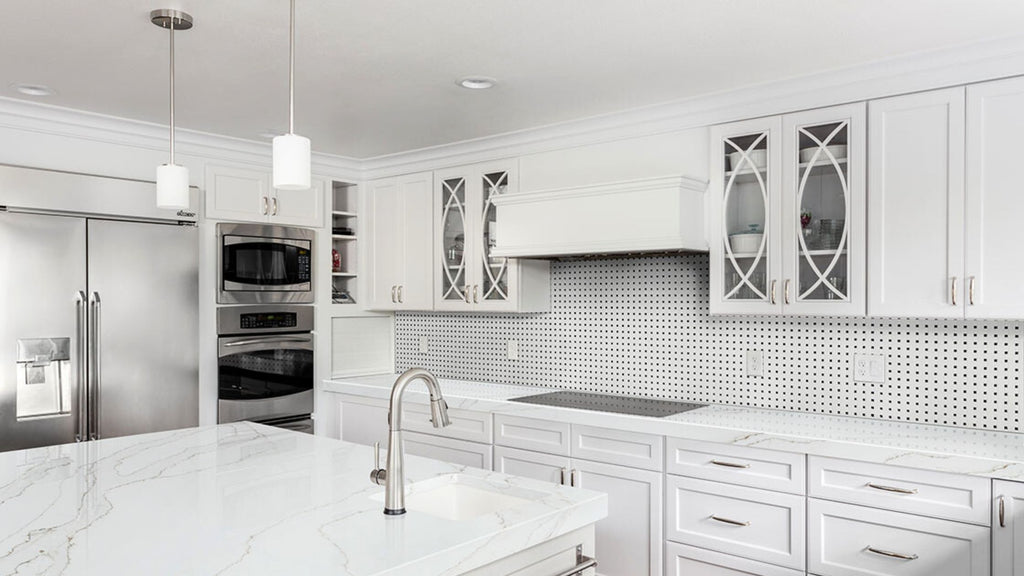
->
{"left": 746, "top": 350, "right": 764, "bottom": 377}
{"left": 854, "top": 353, "right": 885, "bottom": 383}
{"left": 418, "top": 336, "right": 428, "bottom": 354}
{"left": 507, "top": 339, "right": 519, "bottom": 360}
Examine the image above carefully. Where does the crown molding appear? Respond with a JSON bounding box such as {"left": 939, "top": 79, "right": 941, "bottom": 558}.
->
{"left": 361, "top": 35, "right": 1024, "bottom": 179}
{"left": 0, "top": 97, "right": 363, "bottom": 181}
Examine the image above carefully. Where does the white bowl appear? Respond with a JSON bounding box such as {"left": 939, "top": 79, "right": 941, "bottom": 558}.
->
{"left": 800, "top": 144, "right": 847, "bottom": 165}
{"left": 728, "top": 149, "right": 767, "bottom": 172}
{"left": 729, "top": 233, "right": 764, "bottom": 254}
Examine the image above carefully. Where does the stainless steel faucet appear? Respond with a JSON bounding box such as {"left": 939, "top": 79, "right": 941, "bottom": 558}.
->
{"left": 370, "top": 368, "right": 451, "bottom": 515}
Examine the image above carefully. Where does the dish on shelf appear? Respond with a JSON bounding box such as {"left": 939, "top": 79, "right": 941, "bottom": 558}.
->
{"left": 729, "top": 229, "right": 764, "bottom": 254}
{"left": 728, "top": 149, "right": 767, "bottom": 172}
{"left": 799, "top": 144, "right": 847, "bottom": 165}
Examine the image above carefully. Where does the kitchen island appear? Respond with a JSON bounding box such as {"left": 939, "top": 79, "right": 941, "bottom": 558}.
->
{"left": 0, "top": 422, "right": 606, "bottom": 575}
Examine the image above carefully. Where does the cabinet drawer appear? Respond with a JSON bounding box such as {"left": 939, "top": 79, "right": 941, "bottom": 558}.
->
{"left": 494, "top": 415, "right": 570, "bottom": 456}
{"left": 666, "top": 437, "right": 805, "bottom": 494}
{"left": 404, "top": 431, "right": 492, "bottom": 470}
{"left": 808, "top": 499, "right": 990, "bottom": 576}
{"left": 570, "top": 424, "right": 663, "bottom": 471}
{"left": 402, "top": 402, "right": 493, "bottom": 444}
{"left": 666, "top": 542, "right": 804, "bottom": 576}
{"left": 808, "top": 456, "right": 991, "bottom": 525}
{"left": 667, "top": 475, "right": 806, "bottom": 570}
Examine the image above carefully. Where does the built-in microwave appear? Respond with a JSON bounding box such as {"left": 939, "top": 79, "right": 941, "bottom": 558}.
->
{"left": 217, "top": 223, "right": 314, "bottom": 304}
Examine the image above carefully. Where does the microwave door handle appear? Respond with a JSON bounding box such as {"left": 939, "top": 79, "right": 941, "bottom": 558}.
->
{"left": 223, "top": 336, "right": 312, "bottom": 347}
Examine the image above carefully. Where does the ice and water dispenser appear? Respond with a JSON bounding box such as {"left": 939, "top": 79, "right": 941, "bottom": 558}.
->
{"left": 15, "top": 338, "right": 72, "bottom": 418}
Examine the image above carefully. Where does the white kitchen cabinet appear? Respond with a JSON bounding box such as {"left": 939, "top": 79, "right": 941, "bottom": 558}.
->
{"left": 666, "top": 541, "right": 804, "bottom": 576}
{"left": 205, "top": 163, "right": 323, "bottom": 226}
{"left": 434, "top": 160, "right": 550, "bottom": 312}
{"left": 994, "top": 480, "right": 1024, "bottom": 576}
{"left": 965, "top": 76, "right": 1024, "bottom": 318}
{"left": 404, "top": 431, "right": 492, "bottom": 470}
{"left": 366, "top": 172, "right": 433, "bottom": 310}
{"left": 709, "top": 103, "right": 866, "bottom": 316}
{"left": 867, "top": 87, "right": 966, "bottom": 318}
{"left": 808, "top": 498, "right": 990, "bottom": 576}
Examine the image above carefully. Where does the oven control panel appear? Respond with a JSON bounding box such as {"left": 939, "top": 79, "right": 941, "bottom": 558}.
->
{"left": 239, "top": 312, "right": 298, "bottom": 330}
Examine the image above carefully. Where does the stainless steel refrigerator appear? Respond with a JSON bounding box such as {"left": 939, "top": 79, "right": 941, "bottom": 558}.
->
{"left": 0, "top": 165, "right": 199, "bottom": 452}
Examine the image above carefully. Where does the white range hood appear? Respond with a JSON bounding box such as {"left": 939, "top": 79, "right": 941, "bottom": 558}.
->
{"left": 490, "top": 174, "right": 708, "bottom": 259}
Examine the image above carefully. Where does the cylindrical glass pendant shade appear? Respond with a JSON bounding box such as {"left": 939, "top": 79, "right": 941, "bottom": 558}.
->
{"left": 156, "top": 163, "right": 190, "bottom": 209}
{"left": 273, "top": 133, "right": 311, "bottom": 190}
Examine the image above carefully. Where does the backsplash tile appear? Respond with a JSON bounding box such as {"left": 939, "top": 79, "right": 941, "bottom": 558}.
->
{"left": 396, "top": 255, "right": 1022, "bottom": 431}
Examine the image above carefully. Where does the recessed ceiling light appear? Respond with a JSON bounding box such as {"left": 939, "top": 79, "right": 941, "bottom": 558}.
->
{"left": 457, "top": 77, "right": 496, "bottom": 90}
{"left": 11, "top": 83, "right": 56, "bottom": 97}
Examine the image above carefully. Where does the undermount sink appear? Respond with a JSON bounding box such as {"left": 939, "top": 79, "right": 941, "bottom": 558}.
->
{"left": 372, "top": 474, "right": 543, "bottom": 521}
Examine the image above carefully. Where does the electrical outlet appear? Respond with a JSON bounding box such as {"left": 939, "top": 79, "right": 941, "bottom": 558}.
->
{"left": 507, "top": 339, "right": 519, "bottom": 360}
{"left": 745, "top": 350, "right": 764, "bottom": 377}
{"left": 854, "top": 353, "right": 885, "bottom": 383}
{"left": 418, "top": 336, "right": 428, "bottom": 354}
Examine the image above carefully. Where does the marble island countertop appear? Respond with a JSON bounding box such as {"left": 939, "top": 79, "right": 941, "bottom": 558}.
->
{"left": 0, "top": 422, "right": 606, "bottom": 576}
{"left": 325, "top": 374, "right": 1024, "bottom": 481}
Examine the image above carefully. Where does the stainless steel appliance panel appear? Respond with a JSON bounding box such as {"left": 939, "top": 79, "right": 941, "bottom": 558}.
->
{"left": 0, "top": 212, "right": 86, "bottom": 451}
{"left": 87, "top": 219, "right": 198, "bottom": 439}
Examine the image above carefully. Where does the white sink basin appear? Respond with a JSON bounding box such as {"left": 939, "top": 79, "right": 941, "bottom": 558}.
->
{"left": 373, "top": 474, "right": 544, "bottom": 521}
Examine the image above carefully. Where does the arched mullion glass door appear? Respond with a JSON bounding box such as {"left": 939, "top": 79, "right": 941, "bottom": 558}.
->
{"left": 721, "top": 132, "right": 771, "bottom": 303}
{"left": 478, "top": 171, "right": 510, "bottom": 303}
{"left": 439, "top": 177, "right": 467, "bottom": 303}
{"left": 793, "top": 121, "right": 850, "bottom": 303}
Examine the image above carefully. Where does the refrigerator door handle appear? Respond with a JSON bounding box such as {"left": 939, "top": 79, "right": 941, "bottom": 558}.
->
{"left": 88, "top": 292, "right": 102, "bottom": 441}
{"left": 75, "top": 291, "right": 87, "bottom": 442}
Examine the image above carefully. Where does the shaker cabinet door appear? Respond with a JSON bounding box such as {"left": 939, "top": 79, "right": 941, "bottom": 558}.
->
{"left": 868, "top": 88, "right": 966, "bottom": 318}
{"left": 994, "top": 480, "right": 1024, "bottom": 576}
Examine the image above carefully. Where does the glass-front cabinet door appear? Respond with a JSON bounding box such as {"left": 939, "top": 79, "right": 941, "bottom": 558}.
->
{"left": 434, "top": 161, "right": 520, "bottom": 311}
{"left": 710, "top": 117, "right": 783, "bottom": 314}
{"left": 782, "top": 103, "right": 866, "bottom": 316}
{"left": 438, "top": 175, "right": 468, "bottom": 305}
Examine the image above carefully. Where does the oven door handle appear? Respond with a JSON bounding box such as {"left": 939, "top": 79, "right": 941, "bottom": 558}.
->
{"left": 223, "top": 336, "right": 312, "bottom": 348}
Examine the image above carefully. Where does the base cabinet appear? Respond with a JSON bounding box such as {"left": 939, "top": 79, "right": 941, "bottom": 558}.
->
{"left": 667, "top": 542, "right": 803, "bottom": 576}
{"left": 994, "top": 480, "right": 1024, "bottom": 576}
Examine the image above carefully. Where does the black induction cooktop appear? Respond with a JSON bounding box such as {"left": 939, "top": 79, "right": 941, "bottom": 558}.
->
{"left": 509, "top": 390, "right": 706, "bottom": 418}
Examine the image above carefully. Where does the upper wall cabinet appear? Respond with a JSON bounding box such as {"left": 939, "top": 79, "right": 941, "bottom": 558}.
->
{"left": 365, "top": 172, "right": 434, "bottom": 311}
{"left": 709, "top": 103, "right": 866, "bottom": 316}
{"left": 204, "top": 163, "right": 323, "bottom": 227}
{"left": 868, "top": 87, "right": 966, "bottom": 318}
{"left": 434, "top": 160, "right": 550, "bottom": 313}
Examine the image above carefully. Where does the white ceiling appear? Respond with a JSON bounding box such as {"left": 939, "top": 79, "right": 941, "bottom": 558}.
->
{"left": 3, "top": 1, "right": 1024, "bottom": 159}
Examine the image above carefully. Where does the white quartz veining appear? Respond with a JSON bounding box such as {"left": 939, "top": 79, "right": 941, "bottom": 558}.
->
{"left": 0, "top": 422, "right": 606, "bottom": 575}
{"left": 325, "top": 374, "right": 1024, "bottom": 480}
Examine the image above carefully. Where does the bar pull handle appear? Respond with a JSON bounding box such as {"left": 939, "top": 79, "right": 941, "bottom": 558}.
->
{"left": 271, "top": 197, "right": 279, "bottom": 216}
{"left": 784, "top": 279, "right": 791, "bottom": 305}
{"left": 473, "top": 284, "right": 479, "bottom": 303}
{"left": 560, "top": 467, "right": 568, "bottom": 486}
{"left": 551, "top": 545, "right": 597, "bottom": 576}
{"left": 391, "top": 285, "right": 396, "bottom": 303}
{"left": 711, "top": 459, "right": 751, "bottom": 469}
{"left": 866, "top": 546, "right": 918, "bottom": 561}
{"left": 261, "top": 196, "right": 269, "bottom": 215}
{"left": 464, "top": 285, "right": 471, "bottom": 304}
{"left": 397, "top": 285, "right": 403, "bottom": 304}
{"left": 570, "top": 468, "right": 578, "bottom": 487}
{"left": 866, "top": 482, "right": 918, "bottom": 495}
{"left": 951, "top": 277, "right": 958, "bottom": 306}
{"left": 88, "top": 292, "right": 102, "bottom": 441}
{"left": 710, "top": 515, "right": 750, "bottom": 527}
{"left": 969, "top": 275, "right": 976, "bottom": 306}
{"left": 770, "top": 279, "right": 776, "bottom": 305}
{"left": 999, "top": 495, "right": 1006, "bottom": 528}
{"left": 75, "top": 291, "right": 87, "bottom": 442}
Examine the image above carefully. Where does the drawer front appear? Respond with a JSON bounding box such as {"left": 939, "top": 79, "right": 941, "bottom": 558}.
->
{"left": 667, "top": 475, "right": 806, "bottom": 570}
{"left": 667, "top": 542, "right": 804, "bottom": 576}
{"left": 808, "top": 456, "right": 991, "bottom": 525}
{"left": 494, "top": 414, "right": 571, "bottom": 456}
{"left": 493, "top": 446, "right": 571, "bottom": 486}
{"left": 402, "top": 402, "right": 493, "bottom": 444}
{"left": 666, "top": 437, "right": 806, "bottom": 494}
{"left": 808, "top": 499, "right": 991, "bottom": 576}
{"left": 404, "top": 431, "right": 493, "bottom": 470}
{"left": 570, "top": 424, "right": 663, "bottom": 471}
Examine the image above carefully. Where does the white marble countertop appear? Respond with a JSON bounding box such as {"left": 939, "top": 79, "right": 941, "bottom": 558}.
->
{"left": 324, "top": 374, "right": 1024, "bottom": 481}
{"left": 0, "top": 422, "right": 606, "bottom": 576}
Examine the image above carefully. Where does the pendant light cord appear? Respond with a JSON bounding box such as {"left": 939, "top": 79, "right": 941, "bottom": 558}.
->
{"left": 289, "top": 0, "right": 295, "bottom": 135}
{"left": 169, "top": 17, "right": 176, "bottom": 165}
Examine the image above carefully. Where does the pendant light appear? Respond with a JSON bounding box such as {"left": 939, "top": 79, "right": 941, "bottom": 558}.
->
{"left": 151, "top": 9, "right": 193, "bottom": 209}
{"left": 273, "top": 0, "right": 311, "bottom": 190}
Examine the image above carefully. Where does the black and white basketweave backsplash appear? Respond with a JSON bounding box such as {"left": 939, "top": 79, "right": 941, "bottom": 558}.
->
{"left": 396, "top": 254, "right": 1022, "bottom": 432}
